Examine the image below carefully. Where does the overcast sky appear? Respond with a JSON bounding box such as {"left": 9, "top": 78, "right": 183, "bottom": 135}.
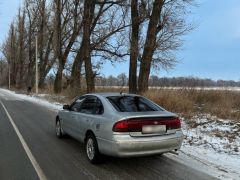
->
{"left": 1, "top": 0, "right": 240, "bottom": 80}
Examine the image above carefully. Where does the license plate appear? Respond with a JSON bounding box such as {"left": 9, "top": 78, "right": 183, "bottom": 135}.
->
{"left": 142, "top": 125, "right": 166, "bottom": 134}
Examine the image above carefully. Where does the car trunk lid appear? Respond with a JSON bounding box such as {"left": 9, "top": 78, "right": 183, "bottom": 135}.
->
{"left": 113, "top": 114, "right": 181, "bottom": 137}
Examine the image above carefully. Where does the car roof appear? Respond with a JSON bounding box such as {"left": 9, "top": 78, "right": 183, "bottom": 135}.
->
{"left": 86, "top": 92, "right": 140, "bottom": 98}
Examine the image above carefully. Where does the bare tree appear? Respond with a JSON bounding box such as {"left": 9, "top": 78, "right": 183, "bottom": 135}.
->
{"left": 23, "top": 0, "right": 55, "bottom": 89}
{"left": 1, "top": 23, "right": 18, "bottom": 86}
{"left": 0, "top": 0, "right": 193, "bottom": 94}
{"left": 140, "top": 0, "right": 193, "bottom": 93}
{"left": 25, "top": 0, "right": 39, "bottom": 87}
{"left": 127, "top": 0, "right": 193, "bottom": 93}
{"left": 137, "top": 0, "right": 165, "bottom": 93}
{"left": 53, "top": 0, "right": 83, "bottom": 93}
{"left": 15, "top": 8, "right": 27, "bottom": 88}
{"left": 117, "top": 73, "right": 127, "bottom": 86}
{"left": 71, "top": 0, "right": 128, "bottom": 93}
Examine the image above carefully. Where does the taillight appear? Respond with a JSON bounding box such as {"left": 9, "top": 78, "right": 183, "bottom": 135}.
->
{"left": 112, "top": 117, "right": 181, "bottom": 132}
{"left": 112, "top": 120, "right": 129, "bottom": 132}
{"left": 168, "top": 118, "right": 181, "bottom": 130}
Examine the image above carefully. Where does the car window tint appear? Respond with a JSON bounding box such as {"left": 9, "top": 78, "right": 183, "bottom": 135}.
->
{"left": 79, "top": 98, "right": 96, "bottom": 114}
{"left": 107, "top": 96, "right": 163, "bottom": 112}
{"left": 71, "top": 96, "right": 85, "bottom": 112}
{"left": 79, "top": 96, "right": 104, "bottom": 115}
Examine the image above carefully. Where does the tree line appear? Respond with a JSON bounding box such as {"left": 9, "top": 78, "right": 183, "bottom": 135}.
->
{"left": 94, "top": 74, "right": 240, "bottom": 87}
{"left": 0, "top": 0, "right": 193, "bottom": 93}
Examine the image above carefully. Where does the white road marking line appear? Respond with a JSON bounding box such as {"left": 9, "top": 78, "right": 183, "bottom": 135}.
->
{"left": 0, "top": 100, "right": 47, "bottom": 180}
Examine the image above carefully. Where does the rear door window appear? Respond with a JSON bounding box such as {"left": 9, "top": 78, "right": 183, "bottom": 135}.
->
{"left": 79, "top": 96, "right": 104, "bottom": 115}
{"left": 107, "top": 96, "right": 163, "bottom": 112}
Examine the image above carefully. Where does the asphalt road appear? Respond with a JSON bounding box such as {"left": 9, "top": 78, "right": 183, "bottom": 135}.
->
{"left": 0, "top": 90, "right": 217, "bottom": 180}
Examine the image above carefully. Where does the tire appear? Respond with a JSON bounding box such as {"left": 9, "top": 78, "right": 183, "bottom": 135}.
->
{"left": 85, "top": 134, "right": 102, "bottom": 164}
{"left": 56, "top": 120, "right": 64, "bottom": 138}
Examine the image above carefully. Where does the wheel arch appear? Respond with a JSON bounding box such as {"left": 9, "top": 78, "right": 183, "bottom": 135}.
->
{"left": 84, "top": 130, "right": 96, "bottom": 143}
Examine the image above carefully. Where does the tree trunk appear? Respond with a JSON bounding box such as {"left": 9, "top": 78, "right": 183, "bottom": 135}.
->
{"left": 38, "top": 75, "right": 45, "bottom": 89}
{"left": 138, "top": 0, "right": 164, "bottom": 93}
{"left": 54, "top": 62, "right": 63, "bottom": 93}
{"left": 129, "top": 0, "right": 139, "bottom": 93}
{"left": 54, "top": 63, "right": 64, "bottom": 93}
{"left": 53, "top": 0, "right": 62, "bottom": 93}
{"left": 82, "top": 0, "right": 95, "bottom": 93}
{"left": 26, "top": 60, "right": 35, "bottom": 87}
{"left": 39, "top": 58, "right": 55, "bottom": 88}
{"left": 38, "top": 0, "right": 46, "bottom": 83}
{"left": 39, "top": 31, "right": 53, "bottom": 89}
{"left": 38, "top": 66, "right": 50, "bottom": 89}
{"left": 70, "top": 45, "right": 84, "bottom": 89}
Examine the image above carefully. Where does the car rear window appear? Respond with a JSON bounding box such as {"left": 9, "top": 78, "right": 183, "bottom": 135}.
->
{"left": 107, "top": 96, "right": 163, "bottom": 112}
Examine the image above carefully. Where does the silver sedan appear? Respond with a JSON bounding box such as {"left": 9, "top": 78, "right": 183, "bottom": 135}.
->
{"left": 56, "top": 93, "right": 183, "bottom": 163}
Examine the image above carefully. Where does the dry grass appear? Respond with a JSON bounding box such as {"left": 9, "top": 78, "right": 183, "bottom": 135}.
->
{"left": 18, "top": 86, "right": 240, "bottom": 122}
{"left": 144, "top": 89, "right": 195, "bottom": 118}
{"left": 94, "top": 87, "right": 240, "bottom": 121}
{"left": 144, "top": 89, "right": 240, "bottom": 121}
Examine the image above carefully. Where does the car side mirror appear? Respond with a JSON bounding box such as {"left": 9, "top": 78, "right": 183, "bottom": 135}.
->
{"left": 63, "top": 105, "right": 70, "bottom": 110}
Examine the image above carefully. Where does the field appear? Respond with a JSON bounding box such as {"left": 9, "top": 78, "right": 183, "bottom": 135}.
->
{"left": 13, "top": 86, "right": 240, "bottom": 122}
{"left": 33, "top": 86, "right": 240, "bottom": 122}
{"left": 57, "top": 87, "right": 240, "bottom": 122}
{"left": 143, "top": 88, "right": 240, "bottom": 122}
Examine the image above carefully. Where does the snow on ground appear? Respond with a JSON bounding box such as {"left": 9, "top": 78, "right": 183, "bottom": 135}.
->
{"left": 178, "top": 114, "right": 240, "bottom": 179}
{"left": 0, "top": 88, "right": 62, "bottom": 111}
{"left": 1, "top": 88, "right": 240, "bottom": 179}
{"left": 182, "top": 114, "right": 240, "bottom": 155}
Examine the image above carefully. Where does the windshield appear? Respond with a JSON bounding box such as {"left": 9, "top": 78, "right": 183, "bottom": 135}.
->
{"left": 107, "top": 96, "right": 163, "bottom": 112}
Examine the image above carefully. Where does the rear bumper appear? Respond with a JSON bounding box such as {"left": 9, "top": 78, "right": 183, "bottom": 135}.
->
{"left": 97, "top": 130, "right": 184, "bottom": 157}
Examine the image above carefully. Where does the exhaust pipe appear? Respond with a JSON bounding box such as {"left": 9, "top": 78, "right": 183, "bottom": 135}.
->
{"left": 168, "top": 150, "right": 179, "bottom": 155}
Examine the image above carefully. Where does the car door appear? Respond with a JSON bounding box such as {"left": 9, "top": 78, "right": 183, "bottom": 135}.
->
{"left": 63, "top": 96, "right": 86, "bottom": 138}
{"left": 76, "top": 96, "right": 104, "bottom": 142}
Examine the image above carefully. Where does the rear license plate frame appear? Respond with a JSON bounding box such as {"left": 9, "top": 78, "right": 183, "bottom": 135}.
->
{"left": 142, "top": 125, "right": 167, "bottom": 134}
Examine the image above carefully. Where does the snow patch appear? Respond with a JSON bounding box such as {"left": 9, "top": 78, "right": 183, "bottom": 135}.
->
{"left": 180, "top": 114, "right": 240, "bottom": 179}
{"left": 0, "top": 88, "right": 63, "bottom": 111}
